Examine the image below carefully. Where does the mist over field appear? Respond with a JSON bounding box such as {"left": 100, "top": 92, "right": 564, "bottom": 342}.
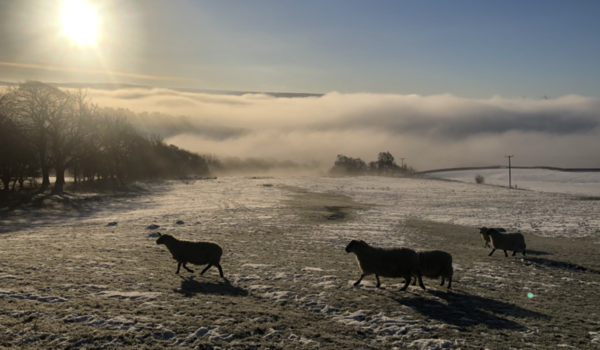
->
{"left": 71, "top": 88, "right": 600, "bottom": 170}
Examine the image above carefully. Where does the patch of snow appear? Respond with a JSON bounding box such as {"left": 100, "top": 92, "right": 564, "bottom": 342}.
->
{"left": 302, "top": 267, "right": 324, "bottom": 272}
{"left": 179, "top": 326, "right": 234, "bottom": 344}
{"left": 243, "top": 263, "right": 274, "bottom": 269}
{"left": 229, "top": 274, "right": 260, "bottom": 283}
{"left": 0, "top": 290, "right": 67, "bottom": 303}
{"left": 96, "top": 291, "right": 161, "bottom": 300}
{"left": 332, "top": 310, "right": 368, "bottom": 326}
{"left": 408, "top": 338, "right": 454, "bottom": 349}
{"left": 248, "top": 284, "right": 275, "bottom": 292}
{"left": 262, "top": 290, "right": 293, "bottom": 304}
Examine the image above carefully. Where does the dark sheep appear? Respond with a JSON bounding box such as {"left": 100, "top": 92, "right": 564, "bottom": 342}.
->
{"left": 412, "top": 250, "right": 454, "bottom": 289}
{"left": 487, "top": 228, "right": 527, "bottom": 257}
{"left": 345, "top": 239, "right": 425, "bottom": 291}
{"left": 156, "top": 233, "right": 224, "bottom": 277}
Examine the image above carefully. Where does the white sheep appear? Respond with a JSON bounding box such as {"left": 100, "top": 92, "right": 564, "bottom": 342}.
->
{"left": 487, "top": 228, "right": 527, "bottom": 257}
{"left": 156, "top": 233, "right": 224, "bottom": 277}
{"left": 345, "top": 239, "right": 425, "bottom": 291}
{"left": 479, "top": 227, "right": 506, "bottom": 248}
{"left": 411, "top": 250, "right": 454, "bottom": 289}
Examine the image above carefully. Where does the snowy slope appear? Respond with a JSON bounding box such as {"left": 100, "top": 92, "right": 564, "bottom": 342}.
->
{"left": 424, "top": 168, "right": 600, "bottom": 197}
{"left": 2, "top": 175, "right": 598, "bottom": 238}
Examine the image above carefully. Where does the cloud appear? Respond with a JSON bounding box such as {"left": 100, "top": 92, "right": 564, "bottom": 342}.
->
{"left": 0, "top": 61, "right": 202, "bottom": 82}
{"left": 70, "top": 88, "right": 600, "bottom": 170}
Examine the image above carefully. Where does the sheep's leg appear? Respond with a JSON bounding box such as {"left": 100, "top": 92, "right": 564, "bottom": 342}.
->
{"left": 200, "top": 264, "right": 212, "bottom": 275}
{"left": 216, "top": 264, "right": 224, "bottom": 277}
{"left": 183, "top": 263, "right": 194, "bottom": 273}
{"left": 488, "top": 249, "right": 496, "bottom": 256}
{"left": 440, "top": 277, "right": 445, "bottom": 286}
{"left": 522, "top": 249, "right": 526, "bottom": 256}
{"left": 512, "top": 250, "right": 517, "bottom": 256}
{"left": 400, "top": 278, "right": 411, "bottom": 291}
{"left": 353, "top": 275, "right": 365, "bottom": 286}
{"left": 503, "top": 250, "right": 508, "bottom": 257}
{"left": 411, "top": 276, "right": 416, "bottom": 286}
{"left": 176, "top": 263, "right": 181, "bottom": 274}
{"left": 485, "top": 242, "right": 490, "bottom": 248}
{"left": 447, "top": 276, "right": 452, "bottom": 289}
{"left": 375, "top": 275, "right": 382, "bottom": 288}
{"left": 416, "top": 275, "right": 426, "bottom": 290}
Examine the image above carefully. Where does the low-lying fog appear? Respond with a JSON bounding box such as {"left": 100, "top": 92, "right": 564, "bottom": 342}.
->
{"left": 40, "top": 87, "right": 600, "bottom": 170}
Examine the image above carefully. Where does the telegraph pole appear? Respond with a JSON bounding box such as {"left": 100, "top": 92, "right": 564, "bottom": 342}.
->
{"left": 399, "top": 158, "right": 405, "bottom": 168}
{"left": 505, "top": 155, "right": 514, "bottom": 188}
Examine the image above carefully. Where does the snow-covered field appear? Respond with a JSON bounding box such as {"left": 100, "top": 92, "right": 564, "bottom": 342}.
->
{"left": 1, "top": 175, "right": 600, "bottom": 349}
{"left": 424, "top": 168, "right": 600, "bottom": 197}
{"left": 3, "top": 174, "right": 599, "bottom": 238}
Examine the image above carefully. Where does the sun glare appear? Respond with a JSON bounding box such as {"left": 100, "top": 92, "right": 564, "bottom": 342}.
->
{"left": 61, "top": 0, "right": 100, "bottom": 47}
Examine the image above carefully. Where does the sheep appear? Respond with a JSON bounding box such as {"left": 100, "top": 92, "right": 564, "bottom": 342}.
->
{"left": 345, "top": 239, "right": 425, "bottom": 291}
{"left": 479, "top": 227, "right": 506, "bottom": 248}
{"left": 156, "top": 233, "right": 224, "bottom": 277}
{"left": 487, "top": 228, "right": 526, "bottom": 257}
{"left": 410, "top": 250, "right": 454, "bottom": 289}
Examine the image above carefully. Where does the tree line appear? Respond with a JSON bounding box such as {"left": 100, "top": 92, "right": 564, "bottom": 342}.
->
{"left": 0, "top": 81, "right": 214, "bottom": 194}
{"left": 329, "top": 151, "right": 415, "bottom": 176}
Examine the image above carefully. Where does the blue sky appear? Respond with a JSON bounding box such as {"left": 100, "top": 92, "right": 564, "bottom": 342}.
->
{"left": 1, "top": 0, "right": 600, "bottom": 97}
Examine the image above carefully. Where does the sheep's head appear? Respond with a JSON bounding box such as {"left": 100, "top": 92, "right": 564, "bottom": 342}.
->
{"left": 345, "top": 239, "right": 366, "bottom": 253}
{"left": 479, "top": 227, "right": 489, "bottom": 234}
{"left": 156, "top": 233, "right": 173, "bottom": 245}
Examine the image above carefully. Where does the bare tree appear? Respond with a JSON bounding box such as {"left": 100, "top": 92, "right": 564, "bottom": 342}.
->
{"left": 3, "top": 83, "right": 214, "bottom": 192}
{"left": 0, "top": 96, "right": 38, "bottom": 191}
{"left": 48, "top": 89, "right": 98, "bottom": 193}
{"left": 7, "top": 82, "right": 70, "bottom": 190}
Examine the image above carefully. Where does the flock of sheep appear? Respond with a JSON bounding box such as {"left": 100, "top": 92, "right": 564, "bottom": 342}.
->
{"left": 155, "top": 226, "right": 528, "bottom": 291}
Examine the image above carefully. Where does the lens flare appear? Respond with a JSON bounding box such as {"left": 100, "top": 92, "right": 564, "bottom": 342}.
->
{"left": 527, "top": 292, "right": 534, "bottom": 299}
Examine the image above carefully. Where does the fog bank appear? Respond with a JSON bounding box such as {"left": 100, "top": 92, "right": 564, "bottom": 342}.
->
{"left": 65, "top": 88, "right": 600, "bottom": 170}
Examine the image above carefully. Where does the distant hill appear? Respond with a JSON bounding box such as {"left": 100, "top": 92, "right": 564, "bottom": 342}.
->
{"left": 0, "top": 81, "right": 323, "bottom": 98}
{"left": 417, "top": 166, "right": 600, "bottom": 174}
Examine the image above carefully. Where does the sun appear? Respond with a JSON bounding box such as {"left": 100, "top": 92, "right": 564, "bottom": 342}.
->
{"left": 61, "top": 0, "right": 100, "bottom": 47}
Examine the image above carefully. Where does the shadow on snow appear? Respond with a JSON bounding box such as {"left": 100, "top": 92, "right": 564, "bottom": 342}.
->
{"left": 175, "top": 276, "right": 248, "bottom": 297}
{"left": 392, "top": 289, "right": 549, "bottom": 330}
{"left": 521, "top": 249, "right": 550, "bottom": 256}
{"left": 0, "top": 186, "right": 169, "bottom": 234}
{"left": 524, "top": 257, "right": 600, "bottom": 275}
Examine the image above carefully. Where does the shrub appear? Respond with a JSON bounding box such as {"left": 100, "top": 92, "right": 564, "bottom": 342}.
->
{"left": 475, "top": 174, "right": 485, "bottom": 184}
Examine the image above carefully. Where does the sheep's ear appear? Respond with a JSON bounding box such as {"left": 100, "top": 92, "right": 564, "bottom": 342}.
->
{"left": 157, "top": 232, "right": 162, "bottom": 237}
